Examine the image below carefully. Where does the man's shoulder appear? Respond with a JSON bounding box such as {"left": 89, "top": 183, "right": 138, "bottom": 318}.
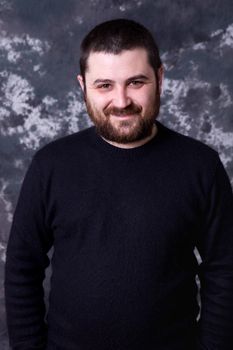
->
{"left": 34, "top": 125, "right": 95, "bottom": 164}
{"left": 159, "top": 121, "right": 219, "bottom": 163}
{"left": 157, "top": 121, "right": 221, "bottom": 184}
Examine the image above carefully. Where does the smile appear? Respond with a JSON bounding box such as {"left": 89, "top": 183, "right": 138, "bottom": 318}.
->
{"left": 110, "top": 114, "right": 136, "bottom": 119}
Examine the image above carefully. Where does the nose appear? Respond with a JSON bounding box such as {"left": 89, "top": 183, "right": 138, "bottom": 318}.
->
{"left": 112, "top": 86, "right": 131, "bottom": 109}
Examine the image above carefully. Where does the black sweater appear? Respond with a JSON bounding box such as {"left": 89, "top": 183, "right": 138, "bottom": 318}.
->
{"left": 5, "top": 121, "right": 233, "bottom": 349}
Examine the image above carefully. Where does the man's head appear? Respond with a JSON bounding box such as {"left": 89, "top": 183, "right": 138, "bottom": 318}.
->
{"left": 78, "top": 19, "right": 163, "bottom": 146}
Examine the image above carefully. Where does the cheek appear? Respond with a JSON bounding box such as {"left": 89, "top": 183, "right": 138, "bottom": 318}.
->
{"left": 131, "top": 86, "right": 156, "bottom": 108}
{"left": 88, "top": 93, "right": 111, "bottom": 110}
{"left": 133, "top": 94, "right": 154, "bottom": 110}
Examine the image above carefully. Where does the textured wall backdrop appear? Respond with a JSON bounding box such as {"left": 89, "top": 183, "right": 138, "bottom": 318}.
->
{"left": 0, "top": 0, "right": 233, "bottom": 348}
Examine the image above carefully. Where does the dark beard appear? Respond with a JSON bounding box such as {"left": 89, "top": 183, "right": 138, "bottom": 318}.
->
{"left": 85, "top": 94, "right": 160, "bottom": 144}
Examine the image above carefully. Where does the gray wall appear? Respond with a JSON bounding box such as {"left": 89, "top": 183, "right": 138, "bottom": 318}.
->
{"left": 0, "top": 0, "right": 233, "bottom": 348}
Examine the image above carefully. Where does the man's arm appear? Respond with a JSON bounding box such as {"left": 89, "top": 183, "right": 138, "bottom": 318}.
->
{"left": 196, "top": 156, "right": 233, "bottom": 349}
{"left": 5, "top": 157, "right": 53, "bottom": 349}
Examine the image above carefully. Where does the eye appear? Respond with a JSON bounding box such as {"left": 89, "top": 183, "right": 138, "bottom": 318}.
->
{"left": 129, "top": 80, "right": 144, "bottom": 88}
{"left": 97, "top": 83, "right": 112, "bottom": 90}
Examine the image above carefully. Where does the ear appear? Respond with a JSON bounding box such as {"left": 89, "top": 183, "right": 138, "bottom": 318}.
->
{"left": 157, "top": 65, "right": 164, "bottom": 95}
{"left": 77, "top": 74, "right": 85, "bottom": 92}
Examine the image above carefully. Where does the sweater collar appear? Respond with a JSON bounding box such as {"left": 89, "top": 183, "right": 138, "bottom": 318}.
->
{"left": 88, "top": 120, "right": 166, "bottom": 160}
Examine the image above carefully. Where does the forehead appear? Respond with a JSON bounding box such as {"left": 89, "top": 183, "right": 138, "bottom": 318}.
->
{"left": 85, "top": 48, "right": 154, "bottom": 81}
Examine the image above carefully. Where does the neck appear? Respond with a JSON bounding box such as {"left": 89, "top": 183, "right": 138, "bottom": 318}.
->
{"left": 101, "top": 124, "right": 158, "bottom": 149}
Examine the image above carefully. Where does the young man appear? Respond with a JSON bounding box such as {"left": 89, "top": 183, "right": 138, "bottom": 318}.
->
{"left": 5, "top": 19, "right": 233, "bottom": 350}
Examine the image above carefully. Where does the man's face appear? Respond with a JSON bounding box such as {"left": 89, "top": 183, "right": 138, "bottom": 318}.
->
{"left": 78, "top": 48, "right": 163, "bottom": 144}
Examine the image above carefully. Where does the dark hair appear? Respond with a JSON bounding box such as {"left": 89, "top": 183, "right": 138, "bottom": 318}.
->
{"left": 79, "top": 18, "right": 162, "bottom": 79}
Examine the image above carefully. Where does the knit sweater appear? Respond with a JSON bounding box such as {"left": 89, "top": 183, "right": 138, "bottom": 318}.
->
{"left": 5, "top": 120, "right": 233, "bottom": 350}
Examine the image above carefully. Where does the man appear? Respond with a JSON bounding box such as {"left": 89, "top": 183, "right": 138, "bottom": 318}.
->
{"left": 5, "top": 19, "right": 233, "bottom": 350}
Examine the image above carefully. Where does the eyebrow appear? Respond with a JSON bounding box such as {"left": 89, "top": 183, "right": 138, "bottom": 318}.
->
{"left": 93, "top": 75, "right": 150, "bottom": 85}
{"left": 93, "top": 79, "right": 113, "bottom": 85}
{"left": 126, "top": 75, "right": 150, "bottom": 83}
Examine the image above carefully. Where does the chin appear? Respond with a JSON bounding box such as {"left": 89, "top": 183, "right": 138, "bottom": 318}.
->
{"left": 103, "top": 125, "right": 154, "bottom": 144}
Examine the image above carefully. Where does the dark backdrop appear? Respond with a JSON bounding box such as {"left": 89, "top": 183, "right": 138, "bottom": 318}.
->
{"left": 0, "top": 0, "right": 233, "bottom": 348}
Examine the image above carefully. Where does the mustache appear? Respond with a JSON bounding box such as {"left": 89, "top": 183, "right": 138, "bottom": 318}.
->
{"left": 104, "top": 103, "right": 142, "bottom": 116}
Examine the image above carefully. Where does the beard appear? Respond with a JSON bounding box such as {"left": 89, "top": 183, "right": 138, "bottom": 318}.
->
{"left": 85, "top": 92, "right": 160, "bottom": 144}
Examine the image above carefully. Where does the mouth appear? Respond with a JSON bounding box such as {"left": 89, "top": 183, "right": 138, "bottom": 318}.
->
{"left": 110, "top": 114, "right": 137, "bottom": 119}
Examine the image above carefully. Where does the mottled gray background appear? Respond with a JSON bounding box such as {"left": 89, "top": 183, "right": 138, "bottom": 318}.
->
{"left": 0, "top": 0, "right": 233, "bottom": 348}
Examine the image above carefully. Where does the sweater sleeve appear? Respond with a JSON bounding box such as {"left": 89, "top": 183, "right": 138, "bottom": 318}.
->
{"left": 5, "top": 156, "right": 53, "bottom": 350}
{"left": 196, "top": 156, "right": 233, "bottom": 349}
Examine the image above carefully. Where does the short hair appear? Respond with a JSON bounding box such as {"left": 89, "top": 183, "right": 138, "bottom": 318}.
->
{"left": 79, "top": 18, "right": 162, "bottom": 79}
